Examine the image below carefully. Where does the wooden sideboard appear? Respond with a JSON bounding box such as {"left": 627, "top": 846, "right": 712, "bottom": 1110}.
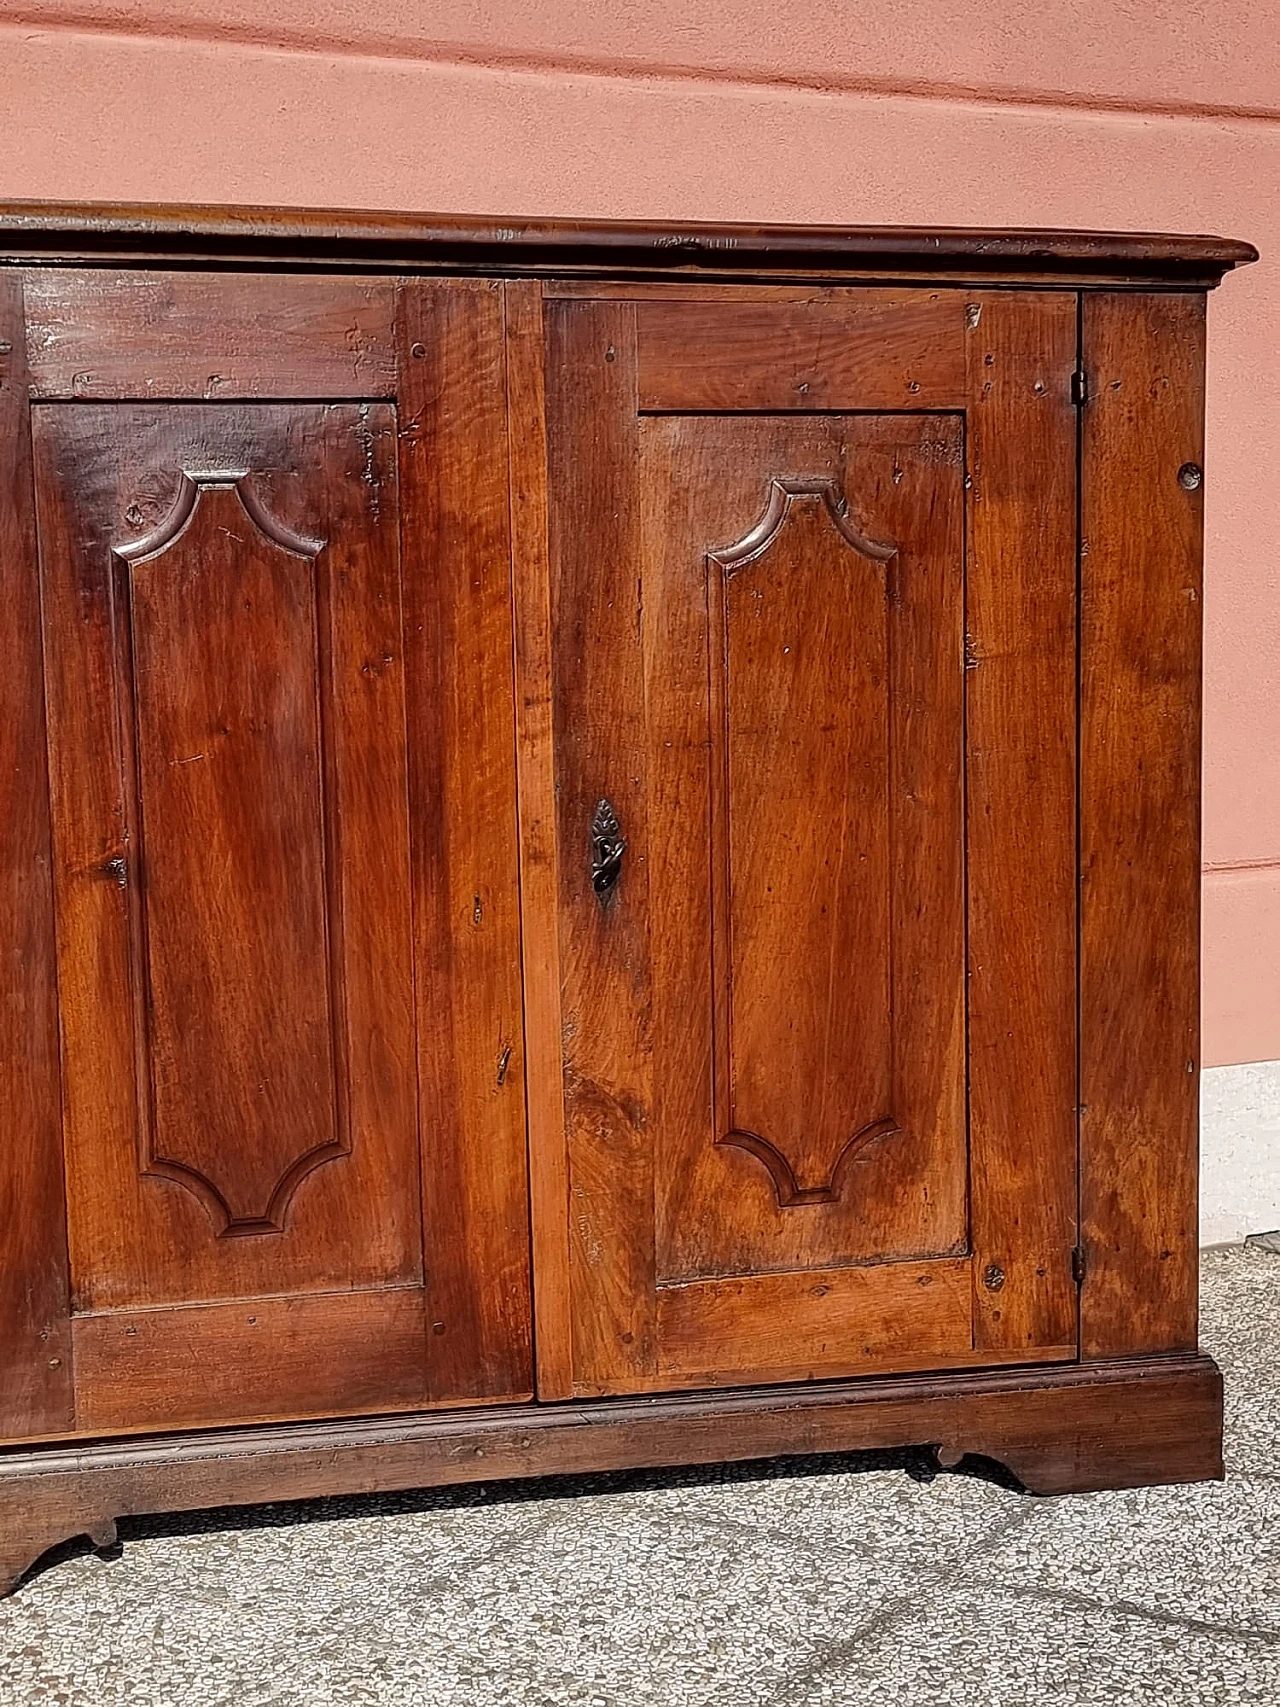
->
{"left": 0, "top": 204, "right": 1256, "bottom": 1592}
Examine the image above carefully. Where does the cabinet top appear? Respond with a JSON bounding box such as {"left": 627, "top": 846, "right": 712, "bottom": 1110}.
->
{"left": 0, "top": 201, "right": 1257, "bottom": 287}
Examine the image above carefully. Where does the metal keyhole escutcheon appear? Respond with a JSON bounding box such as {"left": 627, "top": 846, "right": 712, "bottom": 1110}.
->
{"left": 591, "top": 799, "right": 626, "bottom": 897}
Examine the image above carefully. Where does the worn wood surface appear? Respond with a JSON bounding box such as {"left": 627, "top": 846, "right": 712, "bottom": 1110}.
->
{"left": 635, "top": 295, "right": 965, "bottom": 410}
{"left": 24, "top": 271, "right": 397, "bottom": 399}
{"left": 397, "top": 279, "right": 533, "bottom": 1406}
{"left": 964, "top": 291, "right": 1080, "bottom": 1354}
{"left": 1080, "top": 292, "right": 1207, "bottom": 1360}
{"left": 23, "top": 274, "right": 535, "bottom": 1434}
{"left": 543, "top": 299, "right": 657, "bottom": 1394}
{"left": 0, "top": 221, "right": 1242, "bottom": 1529}
{"left": 0, "top": 1352, "right": 1224, "bottom": 1596}
{"left": 0, "top": 273, "right": 74, "bottom": 1440}
{"left": 119, "top": 469, "right": 348, "bottom": 1235}
{"left": 652, "top": 1259, "right": 973, "bottom": 1390}
{"left": 34, "top": 399, "right": 428, "bottom": 1425}
{"left": 70, "top": 1289, "right": 429, "bottom": 1434}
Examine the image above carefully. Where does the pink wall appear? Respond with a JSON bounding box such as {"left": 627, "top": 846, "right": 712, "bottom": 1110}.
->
{"left": 0, "top": 2, "right": 1275, "bottom": 1064}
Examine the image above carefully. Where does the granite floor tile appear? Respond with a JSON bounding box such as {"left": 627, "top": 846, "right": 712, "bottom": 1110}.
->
{"left": 0, "top": 1502, "right": 921, "bottom": 1707}
{"left": 1200, "top": 1245, "right": 1280, "bottom": 1476}
{"left": 967, "top": 1474, "right": 1280, "bottom": 1633}
{"left": 625, "top": 1454, "right": 1027, "bottom": 1570}
{"left": 0, "top": 1498, "right": 554, "bottom": 1707}
{"left": 398, "top": 1503, "right": 923, "bottom": 1707}
{"left": 784, "top": 1584, "right": 1280, "bottom": 1707}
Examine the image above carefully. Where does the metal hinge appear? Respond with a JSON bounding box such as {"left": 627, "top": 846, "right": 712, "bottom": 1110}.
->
{"left": 1071, "top": 1245, "right": 1088, "bottom": 1286}
{"left": 1071, "top": 367, "right": 1089, "bottom": 408}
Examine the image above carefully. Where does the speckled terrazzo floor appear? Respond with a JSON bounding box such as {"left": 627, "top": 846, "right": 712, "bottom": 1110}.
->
{"left": 1, "top": 1243, "right": 1276, "bottom": 1706}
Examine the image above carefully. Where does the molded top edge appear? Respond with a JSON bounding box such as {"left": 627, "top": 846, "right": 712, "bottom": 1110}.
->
{"left": 0, "top": 200, "right": 1258, "bottom": 282}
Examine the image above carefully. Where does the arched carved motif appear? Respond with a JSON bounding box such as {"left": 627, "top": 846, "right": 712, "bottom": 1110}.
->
{"left": 115, "top": 469, "right": 325, "bottom": 565}
{"left": 710, "top": 476, "right": 897, "bottom": 574}
{"left": 719, "top": 1117, "right": 902, "bottom": 1209}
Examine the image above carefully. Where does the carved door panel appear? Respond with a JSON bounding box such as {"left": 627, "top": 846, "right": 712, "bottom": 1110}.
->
{"left": 650, "top": 419, "right": 966, "bottom": 1279}
{"left": 530, "top": 291, "right": 1080, "bottom": 1397}
{"left": 31, "top": 274, "right": 531, "bottom": 1433}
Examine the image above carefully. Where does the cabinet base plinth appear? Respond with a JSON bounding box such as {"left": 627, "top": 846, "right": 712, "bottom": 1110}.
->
{"left": 0, "top": 1352, "right": 1223, "bottom": 1595}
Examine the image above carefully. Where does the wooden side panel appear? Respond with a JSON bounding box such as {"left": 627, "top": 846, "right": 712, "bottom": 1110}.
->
{"left": 0, "top": 275, "right": 74, "bottom": 1438}
{"left": 636, "top": 294, "right": 966, "bottom": 410}
{"left": 397, "top": 280, "right": 533, "bottom": 1405}
{"left": 1080, "top": 292, "right": 1206, "bottom": 1359}
{"left": 544, "top": 300, "right": 657, "bottom": 1393}
{"left": 506, "top": 281, "right": 574, "bottom": 1400}
{"left": 965, "top": 291, "right": 1080, "bottom": 1353}
{"left": 24, "top": 271, "right": 397, "bottom": 399}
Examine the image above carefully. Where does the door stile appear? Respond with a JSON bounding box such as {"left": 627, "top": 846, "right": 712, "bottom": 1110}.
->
{"left": 1078, "top": 292, "right": 1206, "bottom": 1360}
{"left": 964, "top": 290, "right": 1080, "bottom": 1359}
{"left": 0, "top": 271, "right": 75, "bottom": 1440}
{"left": 544, "top": 298, "right": 660, "bottom": 1396}
{"left": 505, "top": 279, "right": 574, "bottom": 1400}
{"left": 397, "top": 278, "right": 534, "bottom": 1407}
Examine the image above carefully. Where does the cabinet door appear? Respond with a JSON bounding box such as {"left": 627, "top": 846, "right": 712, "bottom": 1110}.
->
{"left": 20, "top": 274, "right": 530, "bottom": 1435}
{"left": 521, "top": 287, "right": 1080, "bottom": 1397}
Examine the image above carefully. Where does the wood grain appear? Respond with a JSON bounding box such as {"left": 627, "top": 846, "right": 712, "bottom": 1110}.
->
{"left": 0, "top": 273, "right": 74, "bottom": 1439}
{"left": 543, "top": 297, "right": 987, "bottom": 1395}
{"left": 505, "top": 280, "right": 574, "bottom": 1401}
{"left": 122, "top": 476, "right": 342, "bottom": 1235}
{"left": 653, "top": 1259, "right": 973, "bottom": 1390}
{"left": 71, "top": 1288, "right": 429, "bottom": 1433}
{"left": 35, "top": 402, "right": 423, "bottom": 1325}
{"left": 0, "top": 214, "right": 1240, "bottom": 1520}
{"left": 397, "top": 279, "right": 534, "bottom": 1405}
{"left": 544, "top": 299, "right": 658, "bottom": 1394}
{"left": 24, "top": 270, "right": 397, "bottom": 399}
{"left": 635, "top": 294, "right": 965, "bottom": 410}
{"left": 712, "top": 486, "right": 896, "bottom": 1203}
{"left": 1080, "top": 292, "right": 1206, "bottom": 1360}
{"left": 32, "top": 396, "right": 439, "bottom": 1428}
{"left": 640, "top": 413, "right": 968, "bottom": 1288}
{"left": 964, "top": 291, "right": 1080, "bottom": 1353}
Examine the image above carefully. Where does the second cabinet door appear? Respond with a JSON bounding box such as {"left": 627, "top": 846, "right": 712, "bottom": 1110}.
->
{"left": 525, "top": 287, "right": 1082, "bottom": 1398}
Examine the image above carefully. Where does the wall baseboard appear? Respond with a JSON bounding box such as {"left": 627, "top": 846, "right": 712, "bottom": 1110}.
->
{"left": 1200, "top": 1059, "right": 1280, "bottom": 1246}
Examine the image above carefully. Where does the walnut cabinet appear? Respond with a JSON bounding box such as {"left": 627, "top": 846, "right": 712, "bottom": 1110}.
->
{"left": 0, "top": 206, "right": 1255, "bottom": 1592}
